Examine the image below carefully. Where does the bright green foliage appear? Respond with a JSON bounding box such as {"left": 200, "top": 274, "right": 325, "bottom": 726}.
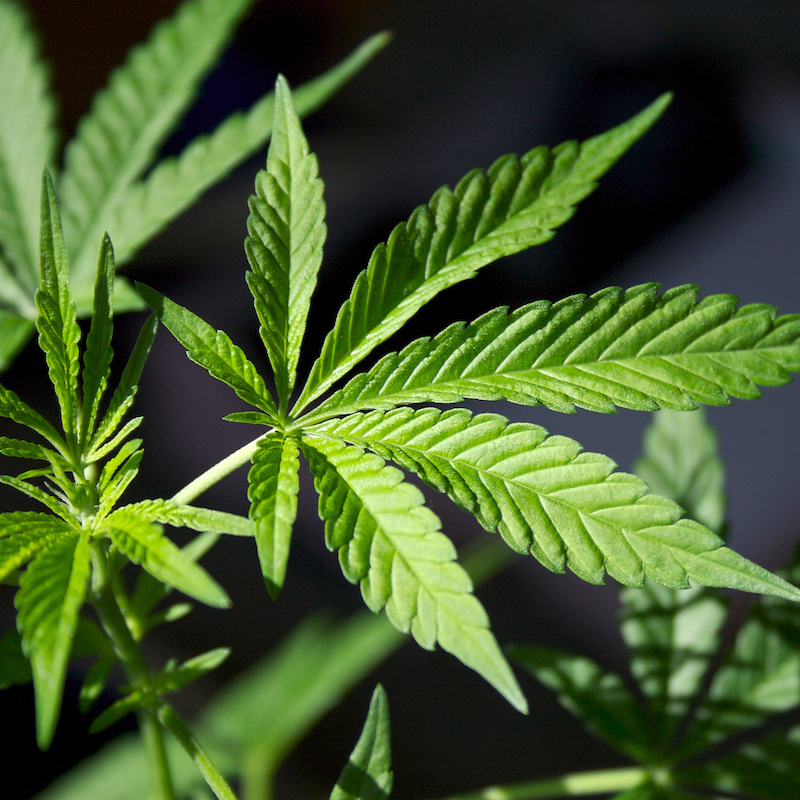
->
{"left": 330, "top": 685, "right": 393, "bottom": 800}
{"left": 292, "top": 93, "right": 672, "bottom": 414}
{"left": 0, "top": 0, "right": 388, "bottom": 373}
{"left": 248, "top": 432, "right": 300, "bottom": 598}
{"left": 308, "top": 283, "right": 800, "bottom": 421}
{"left": 0, "top": 180, "right": 243, "bottom": 750}
{"left": 246, "top": 75, "right": 326, "bottom": 409}
{"left": 142, "top": 79, "right": 800, "bottom": 720}
{"left": 512, "top": 409, "right": 800, "bottom": 799}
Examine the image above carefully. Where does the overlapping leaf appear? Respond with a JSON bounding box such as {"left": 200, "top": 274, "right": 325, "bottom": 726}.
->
{"left": 58, "top": 0, "right": 254, "bottom": 282}
{"left": 246, "top": 75, "right": 326, "bottom": 407}
{"left": 308, "top": 284, "right": 800, "bottom": 423}
{"left": 0, "top": 0, "right": 55, "bottom": 291}
{"left": 248, "top": 432, "right": 300, "bottom": 599}
{"left": 309, "top": 407, "right": 800, "bottom": 601}
{"left": 301, "top": 432, "right": 527, "bottom": 713}
{"left": 16, "top": 532, "right": 92, "bottom": 749}
{"left": 293, "top": 94, "right": 672, "bottom": 414}
{"left": 106, "top": 32, "right": 389, "bottom": 267}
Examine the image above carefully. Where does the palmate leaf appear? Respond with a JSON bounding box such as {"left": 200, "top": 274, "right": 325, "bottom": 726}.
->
{"left": 16, "top": 531, "right": 92, "bottom": 749}
{"left": 0, "top": 512, "right": 74, "bottom": 582}
{"left": 310, "top": 408, "right": 800, "bottom": 601}
{"left": 620, "top": 410, "right": 728, "bottom": 752}
{"left": 0, "top": 0, "right": 55, "bottom": 290}
{"left": 137, "top": 283, "right": 279, "bottom": 419}
{"left": 292, "top": 94, "right": 672, "bottom": 415}
{"left": 301, "top": 432, "right": 527, "bottom": 713}
{"left": 248, "top": 432, "right": 300, "bottom": 599}
{"left": 308, "top": 284, "right": 800, "bottom": 423}
{"left": 59, "top": 0, "right": 254, "bottom": 283}
{"left": 330, "top": 685, "right": 393, "bottom": 800}
{"left": 36, "top": 173, "right": 81, "bottom": 441}
{"left": 102, "top": 510, "right": 230, "bottom": 608}
{"left": 245, "top": 75, "right": 326, "bottom": 407}
{"left": 106, "top": 32, "right": 390, "bottom": 268}
{"left": 509, "top": 645, "right": 653, "bottom": 763}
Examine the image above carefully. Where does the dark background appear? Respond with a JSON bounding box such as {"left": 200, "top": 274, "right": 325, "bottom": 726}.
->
{"left": 3, "top": 0, "right": 800, "bottom": 797}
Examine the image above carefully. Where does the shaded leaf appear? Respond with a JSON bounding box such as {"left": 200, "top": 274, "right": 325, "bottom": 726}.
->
{"left": 330, "top": 685, "right": 393, "bottom": 800}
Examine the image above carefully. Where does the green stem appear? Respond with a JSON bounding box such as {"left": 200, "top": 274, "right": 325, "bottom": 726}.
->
{"left": 157, "top": 704, "right": 240, "bottom": 800}
{"left": 171, "top": 435, "right": 264, "bottom": 504}
{"left": 430, "top": 767, "right": 648, "bottom": 800}
{"left": 91, "top": 554, "right": 177, "bottom": 800}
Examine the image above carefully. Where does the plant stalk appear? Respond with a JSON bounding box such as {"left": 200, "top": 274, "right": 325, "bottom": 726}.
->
{"left": 430, "top": 766, "right": 648, "bottom": 800}
{"left": 92, "top": 558, "right": 177, "bottom": 800}
{"left": 171, "top": 435, "right": 265, "bottom": 504}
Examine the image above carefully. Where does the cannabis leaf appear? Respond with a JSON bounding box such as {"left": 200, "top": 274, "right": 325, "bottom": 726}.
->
{"left": 510, "top": 409, "right": 800, "bottom": 799}
{"left": 141, "top": 78, "right": 800, "bottom": 719}
{"left": 0, "top": 0, "right": 388, "bottom": 373}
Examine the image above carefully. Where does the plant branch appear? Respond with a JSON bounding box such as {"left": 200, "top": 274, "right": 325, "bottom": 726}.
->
{"left": 429, "top": 767, "right": 648, "bottom": 800}
{"left": 171, "top": 435, "right": 265, "bottom": 504}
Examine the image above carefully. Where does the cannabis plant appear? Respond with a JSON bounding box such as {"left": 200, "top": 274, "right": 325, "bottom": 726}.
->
{"left": 2, "top": 1, "right": 800, "bottom": 798}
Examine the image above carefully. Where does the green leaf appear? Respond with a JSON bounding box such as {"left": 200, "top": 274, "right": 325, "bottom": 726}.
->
{"left": 248, "top": 432, "right": 300, "bottom": 599}
{"left": 0, "top": 312, "right": 34, "bottom": 371}
{"left": 0, "top": 435, "right": 58, "bottom": 461}
{"left": 80, "top": 236, "right": 116, "bottom": 443}
{"left": 0, "top": 475, "right": 74, "bottom": 521}
{"left": 137, "top": 283, "right": 278, "bottom": 418}
{"left": 16, "top": 531, "right": 92, "bottom": 749}
{"left": 89, "top": 691, "right": 145, "bottom": 735}
{"left": 330, "top": 685, "right": 393, "bottom": 800}
{"left": 59, "top": 0, "right": 255, "bottom": 283}
{"left": 36, "top": 172, "right": 81, "bottom": 440}
{"left": 79, "top": 655, "right": 114, "bottom": 713}
{"left": 0, "top": 0, "right": 55, "bottom": 288}
{"left": 121, "top": 498, "right": 254, "bottom": 537}
{"left": 0, "top": 512, "right": 74, "bottom": 581}
{"left": 634, "top": 409, "right": 725, "bottom": 534}
{"left": 245, "top": 75, "right": 326, "bottom": 407}
{"left": 0, "top": 381, "right": 64, "bottom": 447}
{"left": 510, "top": 644, "right": 653, "bottom": 763}
{"left": 102, "top": 510, "right": 230, "bottom": 608}
{"left": 199, "top": 611, "right": 403, "bottom": 788}
{"left": 293, "top": 94, "right": 671, "bottom": 414}
{"left": 301, "top": 432, "right": 527, "bottom": 713}
{"left": 104, "top": 32, "right": 390, "bottom": 267}
{"left": 151, "top": 647, "right": 230, "bottom": 696}
{"left": 309, "top": 284, "right": 800, "bottom": 423}
{"left": 311, "top": 408, "right": 800, "bottom": 601}
{"left": 97, "top": 439, "right": 143, "bottom": 518}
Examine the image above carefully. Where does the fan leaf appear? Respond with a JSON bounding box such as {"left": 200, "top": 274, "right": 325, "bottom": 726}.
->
{"left": 0, "top": 0, "right": 55, "bottom": 289}
{"left": 301, "top": 432, "right": 527, "bottom": 713}
{"left": 309, "top": 284, "right": 800, "bottom": 423}
{"left": 310, "top": 408, "right": 800, "bottom": 601}
{"left": 59, "top": 0, "right": 254, "bottom": 282}
{"left": 248, "top": 432, "right": 300, "bottom": 599}
{"left": 245, "top": 75, "right": 326, "bottom": 407}
{"left": 294, "top": 94, "right": 671, "bottom": 414}
{"left": 16, "top": 531, "right": 91, "bottom": 749}
{"left": 107, "top": 32, "right": 390, "bottom": 268}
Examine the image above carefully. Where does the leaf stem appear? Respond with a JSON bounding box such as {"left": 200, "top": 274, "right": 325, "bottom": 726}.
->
{"left": 91, "top": 559, "right": 177, "bottom": 800}
{"left": 171, "top": 435, "right": 265, "bottom": 504}
{"left": 429, "top": 767, "right": 648, "bottom": 800}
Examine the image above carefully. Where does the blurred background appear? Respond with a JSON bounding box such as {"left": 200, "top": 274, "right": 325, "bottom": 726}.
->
{"left": 4, "top": 0, "right": 800, "bottom": 797}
